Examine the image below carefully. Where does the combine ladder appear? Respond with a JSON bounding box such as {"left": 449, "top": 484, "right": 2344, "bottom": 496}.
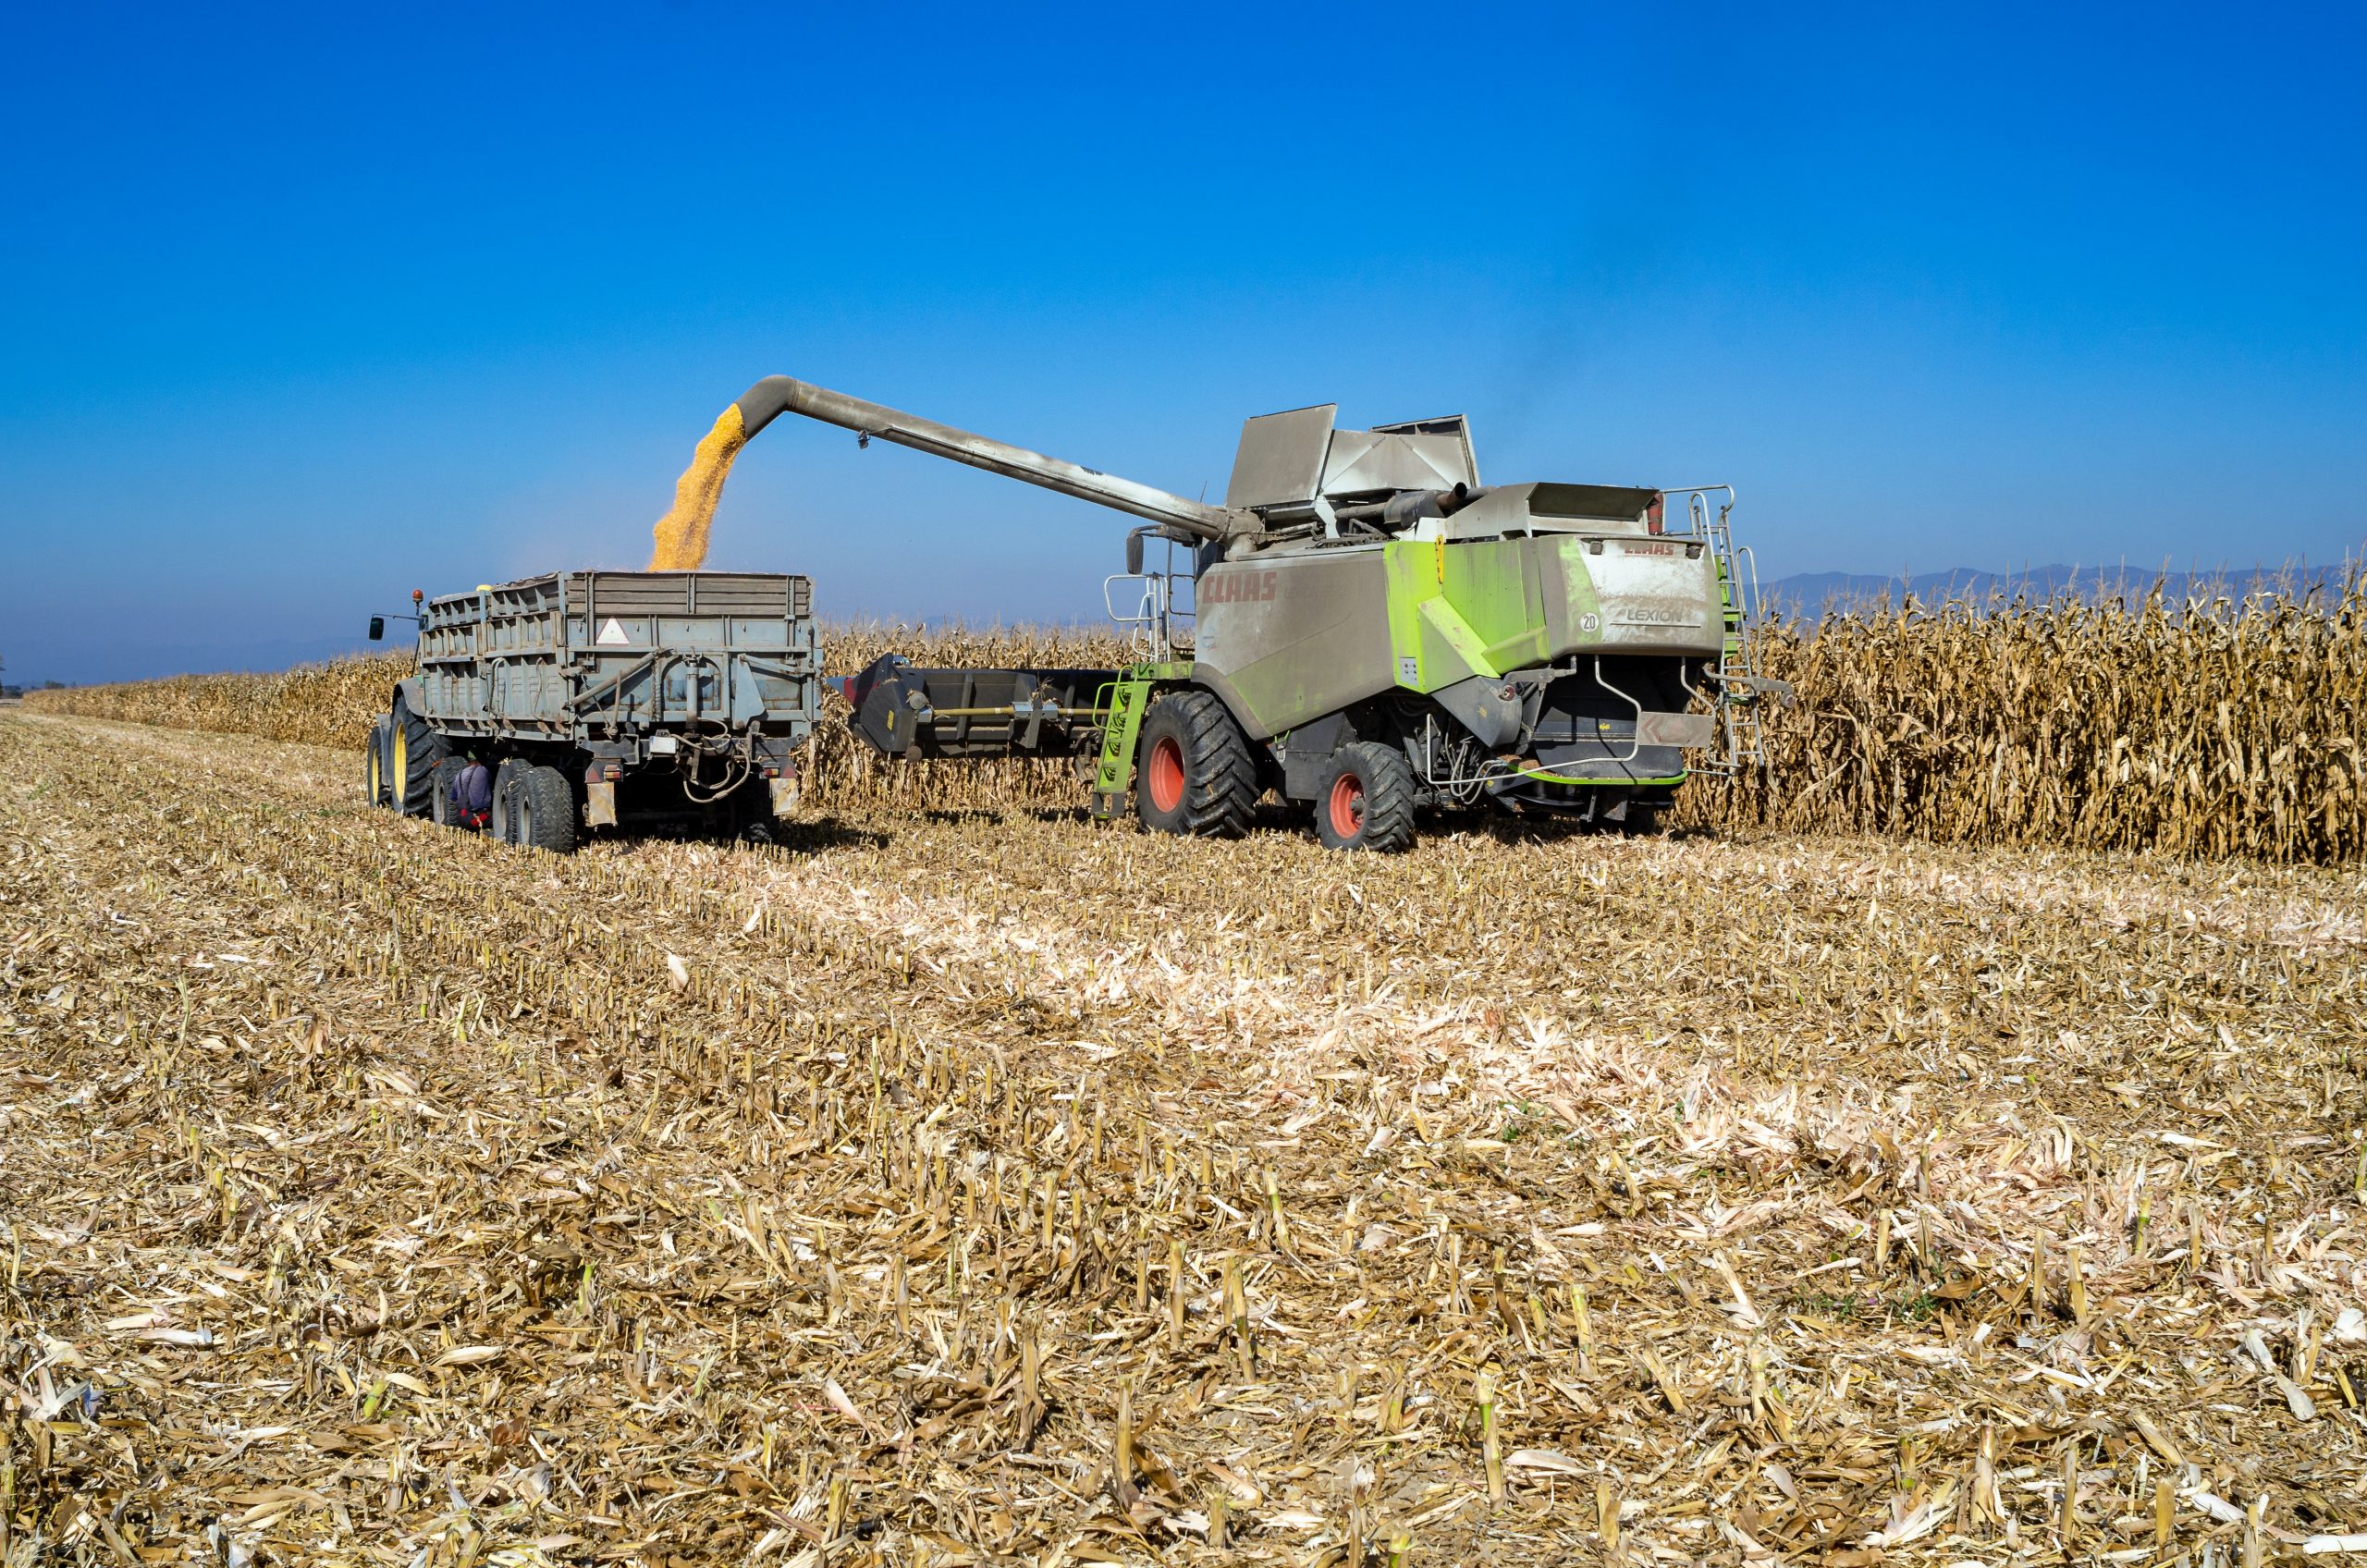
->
{"left": 1677, "top": 486, "right": 1775, "bottom": 774}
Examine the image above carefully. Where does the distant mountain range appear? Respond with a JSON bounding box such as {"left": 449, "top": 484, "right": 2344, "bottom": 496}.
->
{"left": 1753, "top": 561, "right": 2356, "bottom": 618}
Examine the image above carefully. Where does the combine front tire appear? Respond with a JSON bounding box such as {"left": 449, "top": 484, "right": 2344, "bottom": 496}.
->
{"left": 389, "top": 697, "right": 447, "bottom": 817}
{"left": 1313, "top": 742, "right": 1417, "bottom": 852}
{"left": 1134, "top": 691, "right": 1257, "bottom": 839}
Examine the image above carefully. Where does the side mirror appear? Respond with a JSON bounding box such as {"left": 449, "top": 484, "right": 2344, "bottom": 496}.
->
{"left": 1125, "top": 530, "right": 1145, "bottom": 576}
{"left": 367, "top": 617, "right": 386, "bottom": 641}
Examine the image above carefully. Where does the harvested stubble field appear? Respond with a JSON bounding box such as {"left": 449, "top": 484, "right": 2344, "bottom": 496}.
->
{"left": 4, "top": 708, "right": 2365, "bottom": 1568}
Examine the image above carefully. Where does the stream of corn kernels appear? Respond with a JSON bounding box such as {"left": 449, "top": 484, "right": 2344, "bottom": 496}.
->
{"left": 647, "top": 403, "right": 749, "bottom": 570}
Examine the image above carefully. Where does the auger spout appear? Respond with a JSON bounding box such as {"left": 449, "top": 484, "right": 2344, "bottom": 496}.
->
{"left": 731, "top": 375, "right": 1244, "bottom": 543}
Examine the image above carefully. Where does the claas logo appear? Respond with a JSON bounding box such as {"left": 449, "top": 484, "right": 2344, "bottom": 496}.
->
{"left": 1200, "top": 570, "right": 1279, "bottom": 605}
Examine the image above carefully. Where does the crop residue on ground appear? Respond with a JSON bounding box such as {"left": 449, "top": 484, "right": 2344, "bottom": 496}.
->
{"left": 3, "top": 710, "right": 2362, "bottom": 1564}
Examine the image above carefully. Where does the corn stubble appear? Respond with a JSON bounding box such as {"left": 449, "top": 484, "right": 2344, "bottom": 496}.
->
{"left": 31, "top": 572, "right": 2367, "bottom": 862}
{"left": 4, "top": 700, "right": 2363, "bottom": 1565}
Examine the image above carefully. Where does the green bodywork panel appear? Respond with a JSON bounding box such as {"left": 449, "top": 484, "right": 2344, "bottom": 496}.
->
{"left": 1380, "top": 536, "right": 1598, "bottom": 692}
{"left": 1089, "top": 660, "right": 1191, "bottom": 817}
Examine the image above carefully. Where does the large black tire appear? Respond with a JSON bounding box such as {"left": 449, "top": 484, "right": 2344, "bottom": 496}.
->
{"left": 389, "top": 695, "right": 448, "bottom": 818}
{"left": 491, "top": 760, "right": 527, "bottom": 844}
{"left": 1134, "top": 689, "right": 1257, "bottom": 839}
{"left": 513, "top": 765, "right": 579, "bottom": 854}
{"left": 430, "top": 756, "right": 464, "bottom": 828}
{"left": 1312, "top": 741, "right": 1417, "bottom": 852}
{"left": 363, "top": 718, "right": 391, "bottom": 808}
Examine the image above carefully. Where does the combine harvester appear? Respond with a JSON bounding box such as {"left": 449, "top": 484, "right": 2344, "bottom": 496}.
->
{"left": 743, "top": 377, "right": 1785, "bottom": 851}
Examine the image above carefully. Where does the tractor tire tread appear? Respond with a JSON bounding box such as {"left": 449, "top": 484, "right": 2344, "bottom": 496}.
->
{"left": 1138, "top": 689, "right": 1257, "bottom": 839}
{"left": 391, "top": 696, "right": 448, "bottom": 818}
{"left": 363, "top": 718, "right": 391, "bottom": 808}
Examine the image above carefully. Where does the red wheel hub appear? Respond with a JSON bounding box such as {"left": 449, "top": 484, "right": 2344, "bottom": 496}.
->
{"left": 1147, "top": 736, "right": 1186, "bottom": 815}
{"left": 1327, "top": 772, "right": 1366, "bottom": 839}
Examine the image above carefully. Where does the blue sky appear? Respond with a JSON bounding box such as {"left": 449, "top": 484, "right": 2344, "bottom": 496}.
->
{"left": 3, "top": 2, "right": 2361, "bottom": 682}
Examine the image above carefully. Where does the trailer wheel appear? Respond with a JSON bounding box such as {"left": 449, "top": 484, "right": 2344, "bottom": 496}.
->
{"left": 1313, "top": 742, "right": 1417, "bottom": 852}
{"left": 1134, "top": 690, "right": 1256, "bottom": 839}
{"left": 491, "top": 761, "right": 526, "bottom": 843}
{"left": 389, "top": 697, "right": 447, "bottom": 817}
{"left": 430, "top": 757, "right": 462, "bottom": 828}
{"left": 363, "top": 718, "right": 391, "bottom": 808}
{"left": 512, "top": 765, "right": 579, "bottom": 854}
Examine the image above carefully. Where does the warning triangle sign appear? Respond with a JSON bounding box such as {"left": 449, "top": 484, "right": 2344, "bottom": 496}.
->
{"left": 595, "top": 618, "right": 629, "bottom": 646}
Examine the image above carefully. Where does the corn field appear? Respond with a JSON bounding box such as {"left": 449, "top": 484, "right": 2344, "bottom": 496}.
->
{"left": 1686, "top": 570, "right": 2367, "bottom": 862}
{"left": 31, "top": 572, "right": 2367, "bottom": 862}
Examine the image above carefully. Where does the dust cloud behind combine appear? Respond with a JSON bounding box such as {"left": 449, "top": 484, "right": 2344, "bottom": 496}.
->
{"left": 646, "top": 403, "right": 751, "bottom": 570}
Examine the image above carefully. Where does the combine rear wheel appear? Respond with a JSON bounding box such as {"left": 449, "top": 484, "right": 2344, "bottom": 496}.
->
{"left": 1134, "top": 690, "right": 1257, "bottom": 839}
{"left": 1313, "top": 742, "right": 1417, "bottom": 852}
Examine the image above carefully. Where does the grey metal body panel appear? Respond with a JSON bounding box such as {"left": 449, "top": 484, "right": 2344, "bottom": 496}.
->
{"left": 1320, "top": 424, "right": 1474, "bottom": 496}
{"left": 1578, "top": 539, "right": 1725, "bottom": 656}
{"left": 1224, "top": 405, "right": 1478, "bottom": 515}
{"left": 1225, "top": 406, "right": 1339, "bottom": 509}
{"left": 411, "top": 570, "right": 820, "bottom": 746}
{"left": 1195, "top": 548, "right": 1394, "bottom": 741}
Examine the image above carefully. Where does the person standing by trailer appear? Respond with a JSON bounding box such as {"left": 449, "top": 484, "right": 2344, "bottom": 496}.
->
{"left": 448, "top": 754, "right": 493, "bottom": 830}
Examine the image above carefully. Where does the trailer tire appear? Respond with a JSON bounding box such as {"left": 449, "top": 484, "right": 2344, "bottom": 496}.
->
{"left": 491, "top": 761, "right": 526, "bottom": 844}
{"left": 363, "top": 718, "right": 391, "bottom": 808}
{"left": 389, "top": 696, "right": 447, "bottom": 818}
{"left": 430, "top": 757, "right": 463, "bottom": 828}
{"left": 513, "top": 765, "right": 579, "bottom": 854}
{"left": 1134, "top": 690, "right": 1256, "bottom": 839}
{"left": 1313, "top": 742, "right": 1417, "bottom": 852}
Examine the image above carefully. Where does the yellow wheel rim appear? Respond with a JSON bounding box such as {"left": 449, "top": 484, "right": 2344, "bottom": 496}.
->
{"left": 392, "top": 728, "right": 408, "bottom": 806}
{"left": 368, "top": 744, "right": 380, "bottom": 802}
